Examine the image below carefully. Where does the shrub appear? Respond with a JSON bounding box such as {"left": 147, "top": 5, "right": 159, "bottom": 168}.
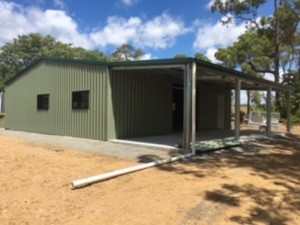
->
{"left": 291, "top": 110, "right": 300, "bottom": 125}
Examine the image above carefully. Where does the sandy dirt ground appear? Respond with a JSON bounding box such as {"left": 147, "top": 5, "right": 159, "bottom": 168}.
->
{"left": 0, "top": 126, "right": 300, "bottom": 225}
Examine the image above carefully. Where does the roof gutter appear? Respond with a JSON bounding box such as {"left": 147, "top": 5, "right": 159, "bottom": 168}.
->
{"left": 110, "top": 64, "right": 186, "bottom": 71}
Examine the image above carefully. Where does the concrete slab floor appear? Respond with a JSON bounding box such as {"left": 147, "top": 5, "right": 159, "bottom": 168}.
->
{"left": 0, "top": 128, "right": 282, "bottom": 162}
{"left": 111, "top": 129, "right": 267, "bottom": 150}
{"left": 0, "top": 129, "right": 178, "bottom": 161}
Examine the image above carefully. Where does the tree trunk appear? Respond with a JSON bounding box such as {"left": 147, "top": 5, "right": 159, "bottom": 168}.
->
{"left": 274, "top": 0, "right": 281, "bottom": 104}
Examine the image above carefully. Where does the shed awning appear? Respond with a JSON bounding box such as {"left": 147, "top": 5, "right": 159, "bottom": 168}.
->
{"left": 110, "top": 57, "right": 293, "bottom": 92}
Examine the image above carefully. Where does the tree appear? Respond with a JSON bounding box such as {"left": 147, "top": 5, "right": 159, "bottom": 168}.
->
{"left": 111, "top": 43, "right": 144, "bottom": 61}
{"left": 174, "top": 54, "right": 188, "bottom": 58}
{"left": 195, "top": 52, "right": 212, "bottom": 62}
{"left": 173, "top": 52, "right": 212, "bottom": 62}
{"left": 211, "top": 0, "right": 300, "bottom": 103}
{"left": 251, "top": 91, "right": 264, "bottom": 111}
{"left": 215, "top": 30, "right": 273, "bottom": 75}
{"left": 212, "top": 0, "right": 300, "bottom": 83}
{"left": 215, "top": 30, "right": 267, "bottom": 115}
{"left": 278, "top": 72, "right": 300, "bottom": 122}
{"left": 214, "top": 0, "right": 300, "bottom": 78}
{"left": 0, "top": 33, "right": 110, "bottom": 91}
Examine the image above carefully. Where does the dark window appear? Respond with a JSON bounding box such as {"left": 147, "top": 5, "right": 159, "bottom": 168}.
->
{"left": 72, "top": 91, "right": 89, "bottom": 109}
{"left": 37, "top": 94, "right": 49, "bottom": 110}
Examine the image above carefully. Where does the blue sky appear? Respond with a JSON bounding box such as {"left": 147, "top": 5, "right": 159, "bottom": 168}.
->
{"left": 0, "top": 0, "right": 274, "bottom": 61}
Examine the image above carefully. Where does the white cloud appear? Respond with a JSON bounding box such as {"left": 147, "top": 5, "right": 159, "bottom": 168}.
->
{"left": 53, "top": 0, "right": 65, "bottom": 9}
{"left": 204, "top": 47, "right": 220, "bottom": 63}
{"left": 90, "top": 13, "right": 187, "bottom": 49}
{"left": 121, "top": 0, "right": 139, "bottom": 6}
{"left": 138, "top": 13, "right": 188, "bottom": 49}
{"left": 139, "top": 53, "right": 152, "bottom": 60}
{"left": 193, "top": 18, "right": 246, "bottom": 60}
{"left": 30, "top": 9, "right": 92, "bottom": 48}
{"left": 0, "top": 1, "right": 186, "bottom": 52}
{"left": 90, "top": 16, "right": 141, "bottom": 47}
{"left": 206, "top": 0, "right": 217, "bottom": 8}
{"left": 0, "top": 1, "right": 92, "bottom": 48}
{"left": 193, "top": 19, "right": 246, "bottom": 50}
{"left": 0, "top": 1, "right": 29, "bottom": 44}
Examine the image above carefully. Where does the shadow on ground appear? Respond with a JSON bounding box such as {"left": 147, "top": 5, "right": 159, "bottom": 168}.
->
{"left": 137, "top": 134, "right": 300, "bottom": 225}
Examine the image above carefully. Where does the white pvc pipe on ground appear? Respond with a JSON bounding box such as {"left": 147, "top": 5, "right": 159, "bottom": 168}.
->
{"left": 71, "top": 153, "right": 194, "bottom": 189}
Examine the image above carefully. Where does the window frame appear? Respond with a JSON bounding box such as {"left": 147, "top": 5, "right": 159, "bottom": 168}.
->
{"left": 72, "top": 90, "right": 90, "bottom": 109}
{"left": 37, "top": 94, "right": 49, "bottom": 110}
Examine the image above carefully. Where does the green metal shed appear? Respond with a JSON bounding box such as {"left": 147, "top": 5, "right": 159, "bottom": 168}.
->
{"left": 5, "top": 57, "right": 292, "bottom": 151}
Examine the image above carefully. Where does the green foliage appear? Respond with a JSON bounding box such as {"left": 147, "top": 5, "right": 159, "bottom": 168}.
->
{"left": 211, "top": 0, "right": 267, "bottom": 24}
{"left": 212, "top": 0, "right": 300, "bottom": 83}
{"left": 173, "top": 52, "right": 212, "bottom": 62}
{"left": 278, "top": 72, "right": 300, "bottom": 119}
{"left": 0, "top": 33, "right": 110, "bottom": 86}
{"left": 281, "top": 110, "right": 300, "bottom": 125}
{"left": 212, "top": 0, "right": 300, "bottom": 117}
{"left": 215, "top": 29, "right": 274, "bottom": 76}
{"left": 194, "top": 52, "right": 212, "bottom": 62}
{"left": 294, "top": 109, "right": 300, "bottom": 123}
{"left": 215, "top": 29, "right": 275, "bottom": 77}
{"left": 291, "top": 110, "right": 300, "bottom": 125}
{"left": 111, "top": 43, "right": 144, "bottom": 61}
{"left": 174, "top": 54, "right": 188, "bottom": 58}
{"left": 251, "top": 91, "right": 264, "bottom": 109}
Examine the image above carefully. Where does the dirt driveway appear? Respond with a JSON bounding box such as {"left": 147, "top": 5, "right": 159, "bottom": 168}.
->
{"left": 0, "top": 127, "right": 300, "bottom": 225}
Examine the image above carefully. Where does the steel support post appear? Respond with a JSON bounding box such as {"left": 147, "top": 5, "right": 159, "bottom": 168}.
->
{"left": 235, "top": 78, "right": 241, "bottom": 141}
{"left": 191, "top": 62, "right": 196, "bottom": 154}
{"left": 183, "top": 64, "right": 191, "bottom": 150}
{"left": 287, "top": 91, "right": 291, "bottom": 133}
{"left": 266, "top": 87, "right": 272, "bottom": 137}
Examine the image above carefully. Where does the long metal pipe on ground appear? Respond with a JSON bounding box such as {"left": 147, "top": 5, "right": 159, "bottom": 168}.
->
{"left": 71, "top": 153, "right": 194, "bottom": 189}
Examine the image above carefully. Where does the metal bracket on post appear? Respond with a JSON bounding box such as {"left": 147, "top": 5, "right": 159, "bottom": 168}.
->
{"left": 266, "top": 87, "right": 272, "bottom": 137}
{"left": 235, "top": 78, "right": 241, "bottom": 141}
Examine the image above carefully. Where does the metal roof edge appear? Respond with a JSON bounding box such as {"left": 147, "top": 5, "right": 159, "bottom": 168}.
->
{"left": 107, "top": 57, "right": 194, "bottom": 67}
{"left": 5, "top": 57, "right": 193, "bottom": 86}
{"left": 4, "top": 56, "right": 293, "bottom": 92}
{"left": 41, "top": 56, "right": 111, "bottom": 67}
{"left": 4, "top": 57, "right": 111, "bottom": 86}
{"left": 192, "top": 58, "right": 293, "bottom": 92}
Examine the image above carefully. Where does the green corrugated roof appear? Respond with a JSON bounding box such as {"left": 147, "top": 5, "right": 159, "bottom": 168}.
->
{"left": 5, "top": 56, "right": 293, "bottom": 91}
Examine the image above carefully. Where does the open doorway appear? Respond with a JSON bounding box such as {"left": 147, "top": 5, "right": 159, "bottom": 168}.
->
{"left": 172, "top": 87, "right": 183, "bottom": 131}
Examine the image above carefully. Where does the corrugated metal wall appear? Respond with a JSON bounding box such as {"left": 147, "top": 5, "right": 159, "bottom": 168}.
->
{"left": 5, "top": 60, "right": 232, "bottom": 141}
{"left": 197, "top": 84, "right": 231, "bottom": 131}
{"left": 107, "top": 70, "right": 173, "bottom": 139}
{"left": 5, "top": 61, "right": 108, "bottom": 140}
{"left": 0, "top": 92, "right": 4, "bottom": 113}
